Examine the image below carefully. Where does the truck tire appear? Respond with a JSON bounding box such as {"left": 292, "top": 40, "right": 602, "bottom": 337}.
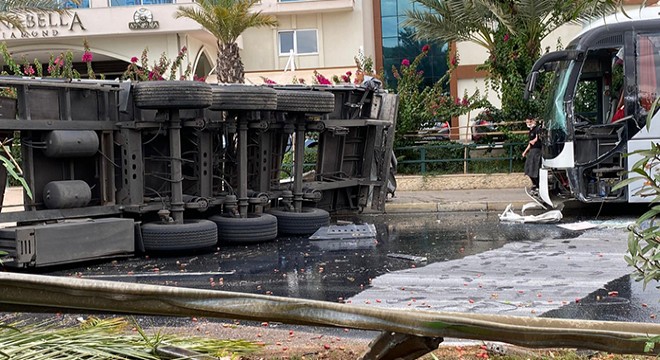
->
{"left": 269, "top": 207, "right": 330, "bottom": 235}
{"left": 210, "top": 85, "right": 277, "bottom": 111}
{"left": 275, "top": 90, "right": 335, "bottom": 114}
{"left": 133, "top": 81, "right": 212, "bottom": 110}
{"left": 209, "top": 213, "right": 278, "bottom": 244}
{"left": 141, "top": 219, "right": 218, "bottom": 251}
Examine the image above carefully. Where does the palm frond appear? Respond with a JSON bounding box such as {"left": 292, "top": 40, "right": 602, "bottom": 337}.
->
{"left": 176, "top": 0, "right": 276, "bottom": 44}
{"left": 0, "top": 317, "right": 260, "bottom": 359}
{"left": 405, "top": 0, "right": 495, "bottom": 50}
{"left": 562, "top": 0, "right": 621, "bottom": 26}
{"left": 0, "top": 0, "right": 73, "bottom": 32}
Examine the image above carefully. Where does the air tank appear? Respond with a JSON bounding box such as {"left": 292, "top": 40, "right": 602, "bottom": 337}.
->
{"left": 43, "top": 130, "right": 99, "bottom": 158}
{"left": 42, "top": 180, "right": 91, "bottom": 209}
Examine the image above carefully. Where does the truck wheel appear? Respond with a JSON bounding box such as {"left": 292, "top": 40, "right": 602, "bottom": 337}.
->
{"left": 269, "top": 207, "right": 330, "bottom": 235}
{"left": 275, "top": 90, "right": 335, "bottom": 114}
{"left": 209, "top": 213, "right": 278, "bottom": 244}
{"left": 210, "top": 85, "right": 277, "bottom": 111}
{"left": 133, "top": 81, "right": 213, "bottom": 110}
{"left": 141, "top": 219, "right": 218, "bottom": 251}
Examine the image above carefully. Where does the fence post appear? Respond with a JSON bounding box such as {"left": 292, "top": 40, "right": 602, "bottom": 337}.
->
{"left": 420, "top": 147, "right": 426, "bottom": 175}
{"left": 463, "top": 145, "right": 468, "bottom": 174}
{"left": 509, "top": 143, "right": 513, "bottom": 173}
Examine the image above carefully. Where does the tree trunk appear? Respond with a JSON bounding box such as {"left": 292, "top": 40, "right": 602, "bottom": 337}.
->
{"left": 216, "top": 41, "right": 245, "bottom": 84}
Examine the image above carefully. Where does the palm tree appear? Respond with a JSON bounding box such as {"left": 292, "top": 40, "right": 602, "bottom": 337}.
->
{"left": 175, "top": 0, "right": 277, "bottom": 84}
{"left": 405, "top": 0, "right": 621, "bottom": 60}
{"left": 0, "top": 0, "right": 71, "bottom": 33}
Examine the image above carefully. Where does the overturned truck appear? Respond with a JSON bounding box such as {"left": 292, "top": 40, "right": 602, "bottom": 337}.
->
{"left": 0, "top": 78, "right": 398, "bottom": 268}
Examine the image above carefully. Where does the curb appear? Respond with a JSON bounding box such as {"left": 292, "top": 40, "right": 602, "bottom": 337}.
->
{"left": 385, "top": 201, "right": 531, "bottom": 213}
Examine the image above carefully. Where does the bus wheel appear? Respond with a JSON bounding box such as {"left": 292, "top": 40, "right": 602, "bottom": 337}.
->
{"left": 132, "top": 81, "right": 212, "bottom": 109}
{"left": 269, "top": 207, "right": 330, "bottom": 235}
{"left": 275, "top": 90, "right": 335, "bottom": 114}
{"left": 209, "top": 213, "right": 278, "bottom": 244}
{"left": 210, "top": 85, "right": 277, "bottom": 111}
{"left": 141, "top": 219, "right": 218, "bottom": 251}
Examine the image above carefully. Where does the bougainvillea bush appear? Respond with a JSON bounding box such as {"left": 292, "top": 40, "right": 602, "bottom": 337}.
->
{"left": 392, "top": 45, "right": 488, "bottom": 147}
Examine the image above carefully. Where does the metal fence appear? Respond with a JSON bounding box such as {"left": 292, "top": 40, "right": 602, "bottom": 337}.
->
{"left": 395, "top": 142, "right": 527, "bottom": 175}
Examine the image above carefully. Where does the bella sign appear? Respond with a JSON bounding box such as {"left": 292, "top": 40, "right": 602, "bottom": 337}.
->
{"left": 0, "top": 12, "right": 85, "bottom": 39}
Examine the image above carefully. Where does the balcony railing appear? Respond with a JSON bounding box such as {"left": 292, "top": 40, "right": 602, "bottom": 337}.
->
{"left": 257, "top": 0, "right": 354, "bottom": 14}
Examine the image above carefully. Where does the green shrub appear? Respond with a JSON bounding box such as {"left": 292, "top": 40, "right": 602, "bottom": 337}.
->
{"left": 281, "top": 147, "right": 317, "bottom": 179}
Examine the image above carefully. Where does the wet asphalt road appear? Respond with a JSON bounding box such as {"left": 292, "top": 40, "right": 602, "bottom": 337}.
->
{"left": 40, "top": 207, "right": 660, "bottom": 325}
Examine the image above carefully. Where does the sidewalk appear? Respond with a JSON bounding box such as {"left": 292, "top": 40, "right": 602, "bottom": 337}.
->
{"left": 385, "top": 188, "right": 532, "bottom": 213}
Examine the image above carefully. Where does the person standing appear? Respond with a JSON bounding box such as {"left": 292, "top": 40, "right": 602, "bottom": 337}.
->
{"left": 522, "top": 117, "right": 542, "bottom": 194}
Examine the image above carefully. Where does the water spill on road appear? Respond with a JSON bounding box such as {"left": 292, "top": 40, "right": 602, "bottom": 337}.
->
{"left": 543, "top": 274, "right": 660, "bottom": 323}
{"left": 55, "top": 212, "right": 583, "bottom": 305}
{"left": 42, "top": 210, "right": 660, "bottom": 323}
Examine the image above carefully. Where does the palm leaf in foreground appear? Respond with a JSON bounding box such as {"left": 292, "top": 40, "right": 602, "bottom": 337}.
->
{"left": 0, "top": 317, "right": 260, "bottom": 359}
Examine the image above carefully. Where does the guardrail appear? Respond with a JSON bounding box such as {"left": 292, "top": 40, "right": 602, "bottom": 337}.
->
{"left": 1, "top": 272, "right": 659, "bottom": 359}
{"left": 395, "top": 142, "right": 527, "bottom": 175}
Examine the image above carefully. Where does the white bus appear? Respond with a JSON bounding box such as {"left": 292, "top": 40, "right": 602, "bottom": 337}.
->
{"left": 525, "top": 8, "right": 660, "bottom": 206}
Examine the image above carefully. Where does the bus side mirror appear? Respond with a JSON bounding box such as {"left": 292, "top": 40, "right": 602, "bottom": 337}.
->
{"left": 524, "top": 71, "right": 539, "bottom": 100}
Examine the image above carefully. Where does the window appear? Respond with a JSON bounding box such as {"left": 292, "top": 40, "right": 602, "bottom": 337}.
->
{"left": 278, "top": 29, "right": 318, "bottom": 55}
{"left": 637, "top": 34, "right": 660, "bottom": 114}
{"left": 110, "top": 0, "right": 173, "bottom": 6}
{"left": 59, "top": 0, "right": 89, "bottom": 7}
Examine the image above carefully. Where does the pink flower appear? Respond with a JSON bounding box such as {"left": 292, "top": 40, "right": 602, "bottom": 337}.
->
{"left": 314, "top": 71, "right": 332, "bottom": 85}
{"left": 341, "top": 75, "right": 350, "bottom": 82}
{"left": 455, "top": 98, "right": 461, "bottom": 105}
{"left": 82, "top": 51, "right": 93, "bottom": 63}
{"left": 422, "top": 44, "right": 430, "bottom": 52}
{"left": 504, "top": 33, "right": 510, "bottom": 42}
{"left": 54, "top": 57, "right": 62, "bottom": 66}
{"left": 450, "top": 57, "right": 457, "bottom": 66}
{"left": 298, "top": 78, "right": 306, "bottom": 84}
{"left": 401, "top": 58, "right": 410, "bottom": 67}
{"left": 193, "top": 75, "right": 206, "bottom": 82}
{"left": 130, "top": 57, "right": 139, "bottom": 63}
{"left": 417, "top": 70, "right": 424, "bottom": 76}
{"left": 24, "top": 65, "right": 35, "bottom": 76}
{"left": 346, "top": 71, "right": 352, "bottom": 76}
{"left": 462, "top": 97, "right": 469, "bottom": 106}
{"left": 148, "top": 71, "right": 163, "bottom": 81}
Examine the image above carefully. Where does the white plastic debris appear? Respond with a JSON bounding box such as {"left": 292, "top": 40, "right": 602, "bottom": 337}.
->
{"left": 556, "top": 221, "right": 599, "bottom": 231}
{"left": 498, "top": 203, "right": 563, "bottom": 223}
{"left": 521, "top": 201, "right": 546, "bottom": 214}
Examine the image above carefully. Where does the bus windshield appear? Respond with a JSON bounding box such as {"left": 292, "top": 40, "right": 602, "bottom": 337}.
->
{"left": 543, "top": 60, "right": 574, "bottom": 137}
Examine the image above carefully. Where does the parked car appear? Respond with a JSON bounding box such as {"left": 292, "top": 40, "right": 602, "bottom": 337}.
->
{"left": 419, "top": 121, "right": 450, "bottom": 141}
{"left": 471, "top": 118, "right": 501, "bottom": 142}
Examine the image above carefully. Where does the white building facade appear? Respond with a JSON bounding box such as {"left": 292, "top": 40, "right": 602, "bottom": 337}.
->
{"left": 0, "top": 0, "right": 375, "bottom": 85}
